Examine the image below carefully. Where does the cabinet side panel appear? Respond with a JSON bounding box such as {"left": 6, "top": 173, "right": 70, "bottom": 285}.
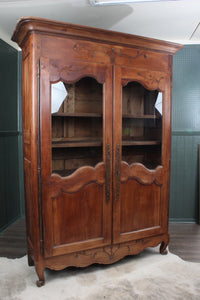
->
{"left": 22, "top": 35, "right": 41, "bottom": 259}
{"left": 23, "top": 158, "right": 33, "bottom": 246}
{"left": 22, "top": 52, "right": 31, "bottom": 160}
{"left": 22, "top": 51, "right": 33, "bottom": 248}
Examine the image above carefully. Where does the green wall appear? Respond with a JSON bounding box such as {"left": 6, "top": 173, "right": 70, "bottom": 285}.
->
{"left": 0, "top": 40, "right": 23, "bottom": 231}
{"left": 170, "top": 45, "right": 200, "bottom": 222}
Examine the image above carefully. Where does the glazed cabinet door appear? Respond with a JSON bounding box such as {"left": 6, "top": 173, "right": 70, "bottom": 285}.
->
{"left": 113, "top": 66, "right": 171, "bottom": 244}
{"left": 39, "top": 58, "right": 113, "bottom": 257}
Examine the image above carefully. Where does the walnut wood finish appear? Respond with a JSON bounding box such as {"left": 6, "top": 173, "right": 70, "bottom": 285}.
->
{"left": 12, "top": 17, "right": 183, "bottom": 286}
{"left": 2, "top": 220, "right": 200, "bottom": 264}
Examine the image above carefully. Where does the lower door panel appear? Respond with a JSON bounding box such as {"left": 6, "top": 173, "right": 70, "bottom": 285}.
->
{"left": 120, "top": 179, "right": 161, "bottom": 234}
{"left": 118, "top": 178, "right": 164, "bottom": 243}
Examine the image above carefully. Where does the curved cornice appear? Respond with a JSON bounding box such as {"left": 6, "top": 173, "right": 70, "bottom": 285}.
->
{"left": 12, "top": 16, "right": 183, "bottom": 53}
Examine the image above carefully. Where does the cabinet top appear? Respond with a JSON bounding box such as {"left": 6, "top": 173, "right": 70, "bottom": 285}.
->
{"left": 12, "top": 16, "right": 183, "bottom": 54}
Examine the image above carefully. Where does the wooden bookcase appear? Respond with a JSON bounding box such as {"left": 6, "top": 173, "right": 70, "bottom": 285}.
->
{"left": 12, "top": 17, "right": 183, "bottom": 286}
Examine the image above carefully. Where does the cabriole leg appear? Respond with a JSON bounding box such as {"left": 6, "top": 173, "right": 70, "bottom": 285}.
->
{"left": 35, "top": 263, "right": 45, "bottom": 287}
{"left": 160, "top": 240, "right": 168, "bottom": 255}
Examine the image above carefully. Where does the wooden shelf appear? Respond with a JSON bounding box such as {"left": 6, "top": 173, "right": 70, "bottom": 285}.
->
{"left": 122, "top": 114, "right": 160, "bottom": 119}
{"left": 52, "top": 113, "right": 160, "bottom": 119}
{"left": 122, "top": 140, "right": 161, "bottom": 146}
{"left": 52, "top": 137, "right": 102, "bottom": 148}
{"left": 52, "top": 137, "right": 160, "bottom": 148}
{"left": 52, "top": 112, "right": 102, "bottom": 118}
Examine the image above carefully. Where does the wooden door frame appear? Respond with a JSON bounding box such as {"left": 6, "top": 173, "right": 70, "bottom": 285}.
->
{"left": 112, "top": 66, "right": 171, "bottom": 244}
{"left": 39, "top": 57, "right": 113, "bottom": 257}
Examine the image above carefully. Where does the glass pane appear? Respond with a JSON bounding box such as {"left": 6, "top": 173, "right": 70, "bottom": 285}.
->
{"left": 51, "top": 77, "right": 103, "bottom": 176}
{"left": 122, "top": 82, "right": 162, "bottom": 169}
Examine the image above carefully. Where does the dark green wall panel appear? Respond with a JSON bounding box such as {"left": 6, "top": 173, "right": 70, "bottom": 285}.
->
{"left": 0, "top": 39, "right": 23, "bottom": 231}
{"left": 0, "top": 41, "right": 18, "bottom": 131}
{"left": 172, "top": 46, "right": 200, "bottom": 132}
{"left": 17, "top": 51, "right": 25, "bottom": 216}
{"left": 0, "top": 136, "right": 21, "bottom": 229}
{"left": 170, "top": 134, "right": 199, "bottom": 222}
{"left": 170, "top": 45, "right": 200, "bottom": 222}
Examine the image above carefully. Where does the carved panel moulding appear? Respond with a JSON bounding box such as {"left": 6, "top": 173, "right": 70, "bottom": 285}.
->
{"left": 44, "top": 233, "right": 169, "bottom": 271}
{"left": 72, "top": 42, "right": 152, "bottom": 65}
{"left": 121, "top": 70, "right": 167, "bottom": 92}
{"left": 48, "top": 162, "right": 105, "bottom": 197}
{"left": 49, "top": 60, "right": 106, "bottom": 84}
{"left": 120, "top": 162, "right": 163, "bottom": 186}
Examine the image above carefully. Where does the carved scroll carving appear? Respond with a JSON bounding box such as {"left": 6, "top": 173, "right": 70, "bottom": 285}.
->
{"left": 120, "top": 162, "right": 163, "bottom": 186}
{"left": 72, "top": 41, "right": 148, "bottom": 65}
{"left": 45, "top": 233, "right": 169, "bottom": 271}
{"left": 48, "top": 162, "right": 105, "bottom": 198}
{"left": 49, "top": 61, "right": 106, "bottom": 84}
{"left": 122, "top": 70, "right": 167, "bottom": 92}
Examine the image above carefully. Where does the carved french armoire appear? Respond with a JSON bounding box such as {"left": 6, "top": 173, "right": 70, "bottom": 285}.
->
{"left": 12, "top": 17, "right": 183, "bottom": 286}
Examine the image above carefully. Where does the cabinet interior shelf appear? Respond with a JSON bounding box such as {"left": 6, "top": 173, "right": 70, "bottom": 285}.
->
{"left": 122, "top": 114, "right": 160, "bottom": 119}
{"left": 52, "top": 112, "right": 160, "bottom": 119}
{"left": 52, "top": 112, "right": 102, "bottom": 118}
{"left": 52, "top": 137, "right": 102, "bottom": 148}
{"left": 122, "top": 140, "right": 161, "bottom": 146}
{"left": 52, "top": 137, "right": 161, "bottom": 148}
